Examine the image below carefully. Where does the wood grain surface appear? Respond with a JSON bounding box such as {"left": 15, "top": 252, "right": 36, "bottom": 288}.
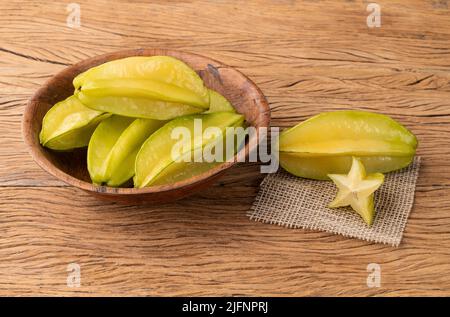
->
{"left": 1, "top": 0, "right": 450, "bottom": 296}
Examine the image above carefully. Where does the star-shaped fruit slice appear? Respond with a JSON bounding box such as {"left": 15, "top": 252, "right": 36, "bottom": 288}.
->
{"left": 328, "top": 157, "right": 385, "bottom": 226}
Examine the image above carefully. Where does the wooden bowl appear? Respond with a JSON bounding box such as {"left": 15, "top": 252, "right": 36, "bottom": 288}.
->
{"left": 22, "top": 49, "right": 270, "bottom": 204}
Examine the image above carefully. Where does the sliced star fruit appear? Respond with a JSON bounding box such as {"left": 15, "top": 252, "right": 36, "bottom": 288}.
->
{"left": 39, "top": 95, "right": 110, "bottom": 151}
{"left": 279, "top": 110, "right": 418, "bottom": 180}
{"left": 87, "top": 115, "right": 164, "bottom": 186}
{"left": 328, "top": 157, "right": 385, "bottom": 226}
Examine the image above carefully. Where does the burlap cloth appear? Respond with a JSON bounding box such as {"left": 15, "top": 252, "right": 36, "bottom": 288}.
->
{"left": 248, "top": 157, "right": 421, "bottom": 246}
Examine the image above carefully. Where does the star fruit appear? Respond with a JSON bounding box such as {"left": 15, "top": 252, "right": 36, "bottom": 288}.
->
{"left": 87, "top": 115, "right": 164, "bottom": 186}
{"left": 328, "top": 157, "right": 385, "bottom": 226}
{"left": 134, "top": 112, "right": 244, "bottom": 188}
{"left": 74, "top": 56, "right": 211, "bottom": 120}
{"left": 39, "top": 95, "right": 110, "bottom": 150}
{"left": 278, "top": 110, "right": 418, "bottom": 180}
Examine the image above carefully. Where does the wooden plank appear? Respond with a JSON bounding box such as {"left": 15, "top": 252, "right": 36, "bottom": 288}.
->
{"left": 0, "top": 0, "right": 449, "bottom": 296}
{"left": 0, "top": 185, "right": 449, "bottom": 296}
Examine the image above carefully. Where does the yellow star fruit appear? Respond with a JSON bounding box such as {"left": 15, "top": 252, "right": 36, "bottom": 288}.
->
{"left": 328, "top": 157, "right": 385, "bottom": 226}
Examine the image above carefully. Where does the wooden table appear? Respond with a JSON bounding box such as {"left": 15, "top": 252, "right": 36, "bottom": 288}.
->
{"left": 1, "top": 0, "right": 449, "bottom": 296}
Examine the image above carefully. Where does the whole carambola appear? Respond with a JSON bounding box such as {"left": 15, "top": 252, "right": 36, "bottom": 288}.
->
{"left": 74, "top": 56, "right": 210, "bottom": 120}
{"left": 278, "top": 110, "right": 418, "bottom": 180}
{"left": 149, "top": 118, "right": 244, "bottom": 186}
{"left": 134, "top": 112, "right": 244, "bottom": 188}
{"left": 206, "top": 89, "right": 235, "bottom": 113}
{"left": 39, "top": 95, "right": 110, "bottom": 150}
{"left": 87, "top": 115, "right": 164, "bottom": 186}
